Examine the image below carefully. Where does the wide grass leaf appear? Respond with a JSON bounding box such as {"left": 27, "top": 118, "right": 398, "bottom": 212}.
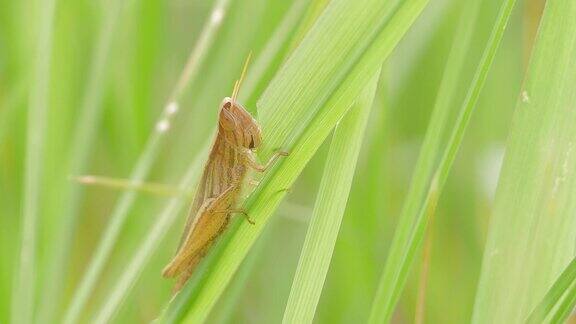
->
{"left": 179, "top": 0, "right": 430, "bottom": 322}
{"left": 368, "top": 0, "right": 516, "bottom": 321}
{"left": 282, "top": 72, "right": 379, "bottom": 324}
{"left": 472, "top": 0, "right": 576, "bottom": 322}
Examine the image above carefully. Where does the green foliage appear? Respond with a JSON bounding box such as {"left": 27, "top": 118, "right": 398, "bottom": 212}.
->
{"left": 369, "top": 0, "right": 517, "bottom": 321}
{"left": 282, "top": 73, "right": 380, "bottom": 324}
{"left": 1, "top": 0, "right": 575, "bottom": 323}
{"left": 527, "top": 257, "right": 576, "bottom": 324}
{"left": 472, "top": 0, "right": 576, "bottom": 322}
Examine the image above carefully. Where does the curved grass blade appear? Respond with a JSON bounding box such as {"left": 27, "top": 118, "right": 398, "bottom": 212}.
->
{"left": 62, "top": 0, "right": 233, "bottom": 322}
{"left": 472, "top": 0, "right": 576, "bottom": 321}
{"left": 179, "top": 0, "right": 430, "bottom": 322}
{"left": 242, "top": 0, "right": 311, "bottom": 106}
{"left": 526, "top": 257, "right": 576, "bottom": 324}
{"left": 368, "top": 0, "right": 517, "bottom": 321}
{"left": 549, "top": 282, "right": 576, "bottom": 323}
{"left": 282, "top": 71, "right": 380, "bottom": 324}
{"left": 90, "top": 1, "right": 312, "bottom": 320}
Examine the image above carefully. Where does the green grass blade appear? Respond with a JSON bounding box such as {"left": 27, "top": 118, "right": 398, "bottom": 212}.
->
{"left": 242, "top": 0, "right": 310, "bottom": 104}
{"left": 0, "top": 81, "right": 26, "bottom": 146}
{"left": 61, "top": 1, "right": 232, "bottom": 322}
{"left": 549, "top": 280, "right": 576, "bottom": 324}
{"left": 472, "top": 0, "right": 576, "bottom": 322}
{"left": 526, "top": 257, "right": 576, "bottom": 324}
{"left": 10, "top": 0, "right": 57, "bottom": 323}
{"left": 208, "top": 215, "right": 281, "bottom": 324}
{"left": 3, "top": 0, "right": 563, "bottom": 322}
{"left": 91, "top": 1, "right": 310, "bottom": 319}
{"left": 368, "top": 0, "right": 517, "bottom": 321}
{"left": 155, "top": 252, "right": 220, "bottom": 324}
{"left": 179, "top": 0, "right": 430, "bottom": 322}
{"left": 258, "top": 0, "right": 398, "bottom": 156}
{"left": 37, "top": 1, "right": 125, "bottom": 321}
{"left": 282, "top": 72, "right": 379, "bottom": 324}
{"left": 91, "top": 152, "right": 205, "bottom": 324}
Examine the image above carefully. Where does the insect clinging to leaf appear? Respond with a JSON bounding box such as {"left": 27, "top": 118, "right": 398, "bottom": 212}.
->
{"left": 162, "top": 55, "right": 288, "bottom": 291}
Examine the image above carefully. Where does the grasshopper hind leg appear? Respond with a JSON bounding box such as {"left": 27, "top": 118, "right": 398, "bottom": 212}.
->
{"left": 163, "top": 185, "right": 238, "bottom": 290}
{"left": 172, "top": 256, "right": 201, "bottom": 293}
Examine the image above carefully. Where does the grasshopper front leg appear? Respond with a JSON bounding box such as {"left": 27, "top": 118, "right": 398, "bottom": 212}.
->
{"left": 243, "top": 149, "right": 289, "bottom": 172}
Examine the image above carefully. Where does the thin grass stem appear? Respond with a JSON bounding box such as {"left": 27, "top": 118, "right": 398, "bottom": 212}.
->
{"left": 11, "top": 0, "right": 57, "bottom": 323}
{"left": 62, "top": 1, "right": 233, "bottom": 322}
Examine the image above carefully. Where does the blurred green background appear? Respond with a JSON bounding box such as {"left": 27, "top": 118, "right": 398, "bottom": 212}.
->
{"left": 0, "top": 0, "right": 552, "bottom": 323}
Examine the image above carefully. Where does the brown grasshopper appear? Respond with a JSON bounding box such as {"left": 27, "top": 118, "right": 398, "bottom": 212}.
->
{"left": 162, "top": 58, "right": 287, "bottom": 291}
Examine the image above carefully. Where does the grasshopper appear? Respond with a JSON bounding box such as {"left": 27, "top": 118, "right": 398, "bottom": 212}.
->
{"left": 162, "top": 57, "right": 287, "bottom": 291}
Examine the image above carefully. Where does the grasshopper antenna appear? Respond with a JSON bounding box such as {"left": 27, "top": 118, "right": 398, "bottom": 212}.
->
{"left": 232, "top": 52, "right": 252, "bottom": 103}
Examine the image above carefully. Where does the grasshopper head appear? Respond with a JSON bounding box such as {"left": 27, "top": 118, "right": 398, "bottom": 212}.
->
{"left": 219, "top": 97, "right": 262, "bottom": 150}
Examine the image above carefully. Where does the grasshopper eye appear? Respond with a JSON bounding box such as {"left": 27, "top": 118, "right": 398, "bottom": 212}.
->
{"left": 248, "top": 133, "right": 261, "bottom": 149}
